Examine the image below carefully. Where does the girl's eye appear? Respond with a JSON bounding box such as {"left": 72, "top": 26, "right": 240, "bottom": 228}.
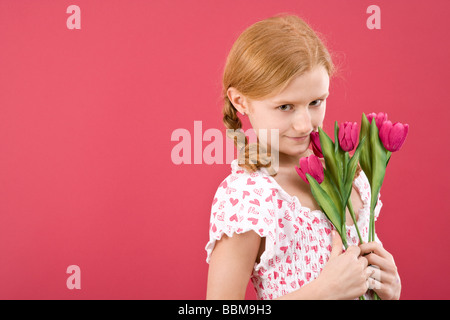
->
{"left": 278, "top": 104, "right": 292, "bottom": 111}
{"left": 310, "top": 99, "right": 323, "bottom": 107}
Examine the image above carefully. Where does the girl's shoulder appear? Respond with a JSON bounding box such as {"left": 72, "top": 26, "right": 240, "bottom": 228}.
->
{"left": 206, "top": 160, "right": 278, "bottom": 263}
{"left": 212, "top": 159, "right": 276, "bottom": 203}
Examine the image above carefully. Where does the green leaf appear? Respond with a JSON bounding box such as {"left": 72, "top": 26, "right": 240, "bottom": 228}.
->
{"left": 318, "top": 127, "right": 341, "bottom": 190}
{"left": 386, "top": 151, "right": 392, "bottom": 166}
{"left": 344, "top": 151, "right": 349, "bottom": 186}
{"left": 334, "top": 122, "right": 346, "bottom": 184}
{"left": 320, "top": 170, "right": 344, "bottom": 216}
{"left": 334, "top": 121, "right": 339, "bottom": 155}
{"left": 369, "top": 120, "right": 387, "bottom": 214}
{"left": 337, "top": 148, "right": 346, "bottom": 186}
{"left": 306, "top": 173, "right": 346, "bottom": 247}
{"left": 342, "top": 136, "right": 366, "bottom": 206}
{"left": 359, "top": 113, "right": 372, "bottom": 183}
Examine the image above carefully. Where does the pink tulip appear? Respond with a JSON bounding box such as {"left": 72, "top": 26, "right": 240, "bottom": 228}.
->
{"left": 338, "top": 122, "right": 358, "bottom": 152}
{"left": 379, "top": 120, "right": 409, "bottom": 152}
{"left": 367, "top": 112, "right": 388, "bottom": 130}
{"left": 295, "top": 154, "right": 324, "bottom": 184}
{"left": 310, "top": 131, "right": 323, "bottom": 158}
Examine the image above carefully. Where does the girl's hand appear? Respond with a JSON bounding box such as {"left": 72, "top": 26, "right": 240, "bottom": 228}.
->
{"left": 359, "top": 242, "right": 401, "bottom": 300}
{"left": 316, "top": 231, "right": 372, "bottom": 300}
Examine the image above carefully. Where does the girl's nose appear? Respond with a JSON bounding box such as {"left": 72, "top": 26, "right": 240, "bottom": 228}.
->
{"left": 292, "top": 109, "right": 313, "bottom": 134}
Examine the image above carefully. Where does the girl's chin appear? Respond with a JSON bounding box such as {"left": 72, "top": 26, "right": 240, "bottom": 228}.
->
{"left": 281, "top": 142, "right": 311, "bottom": 152}
{"left": 278, "top": 147, "right": 313, "bottom": 159}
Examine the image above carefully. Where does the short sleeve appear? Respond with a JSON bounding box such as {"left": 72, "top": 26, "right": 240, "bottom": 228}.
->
{"left": 355, "top": 169, "right": 383, "bottom": 221}
{"left": 205, "top": 171, "right": 276, "bottom": 264}
{"left": 374, "top": 191, "right": 383, "bottom": 221}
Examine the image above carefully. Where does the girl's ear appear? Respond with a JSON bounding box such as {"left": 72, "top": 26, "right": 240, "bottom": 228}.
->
{"left": 227, "top": 87, "right": 247, "bottom": 116}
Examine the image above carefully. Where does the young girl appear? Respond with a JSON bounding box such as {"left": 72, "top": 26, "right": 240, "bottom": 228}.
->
{"left": 205, "top": 14, "right": 401, "bottom": 300}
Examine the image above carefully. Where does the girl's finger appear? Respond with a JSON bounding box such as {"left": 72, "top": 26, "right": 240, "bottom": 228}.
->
{"left": 359, "top": 242, "right": 391, "bottom": 260}
{"left": 367, "top": 276, "right": 381, "bottom": 290}
{"left": 365, "top": 253, "right": 396, "bottom": 273}
{"left": 367, "top": 265, "right": 396, "bottom": 287}
{"left": 329, "top": 230, "right": 344, "bottom": 258}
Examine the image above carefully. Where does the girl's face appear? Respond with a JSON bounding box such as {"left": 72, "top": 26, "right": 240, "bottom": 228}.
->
{"left": 236, "top": 65, "right": 330, "bottom": 167}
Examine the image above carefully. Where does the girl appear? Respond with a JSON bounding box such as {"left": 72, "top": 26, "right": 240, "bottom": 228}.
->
{"left": 205, "top": 14, "right": 401, "bottom": 300}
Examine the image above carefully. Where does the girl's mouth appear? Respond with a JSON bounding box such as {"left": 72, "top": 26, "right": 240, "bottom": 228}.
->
{"left": 287, "top": 135, "right": 308, "bottom": 141}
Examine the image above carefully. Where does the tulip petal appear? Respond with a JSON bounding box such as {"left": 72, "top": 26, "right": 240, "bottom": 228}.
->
{"left": 379, "top": 120, "right": 392, "bottom": 151}
{"left": 309, "top": 155, "right": 324, "bottom": 184}
{"left": 390, "top": 122, "right": 409, "bottom": 151}
{"left": 295, "top": 165, "right": 307, "bottom": 184}
{"left": 345, "top": 127, "right": 353, "bottom": 148}
{"left": 300, "top": 157, "right": 309, "bottom": 171}
{"left": 366, "top": 113, "right": 377, "bottom": 124}
{"left": 297, "top": 157, "right": 310, "bottom": 183}
{"left": 338, "top": 122, "right": 358, "bottom": 152}
{"left": 310, "top": 131, "right": 323, "bottom": 157}
{"left": 296, "top": 155, "right": 325, "bottom": 184}
{"left": 375, "top": 112, "right": 388, "bottom": 130}
{"left": 351, "top": 122, "right": 358, "bottom": 145}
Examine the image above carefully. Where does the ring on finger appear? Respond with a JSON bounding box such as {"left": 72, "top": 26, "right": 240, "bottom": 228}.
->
{"left": 366, "top": 279, "right": 371, "bottom": 290}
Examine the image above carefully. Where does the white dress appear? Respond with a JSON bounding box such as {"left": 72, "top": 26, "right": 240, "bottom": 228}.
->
{"left": 205, "top": 159, "right": 383, "bottom": 300}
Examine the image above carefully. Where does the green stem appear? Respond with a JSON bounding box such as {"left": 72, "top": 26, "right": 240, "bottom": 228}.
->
{"left": 347, "top": 200, "right": 364, "bottom": 244}
{"left": 341, "top": 233, "right": 348, "bottom": 250}
{"left": 348, "top": 202, "right": 365, "bottom": 301}
{"left": 369, "top": 209, "right": 375, "bottom": 242}
{"left": 368, "top": 209, "right": 381, "bottom": 300}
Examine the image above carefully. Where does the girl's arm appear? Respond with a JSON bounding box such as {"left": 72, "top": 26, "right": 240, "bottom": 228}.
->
{"left": 206, "top": 231, "right": 261, "bottom": 299}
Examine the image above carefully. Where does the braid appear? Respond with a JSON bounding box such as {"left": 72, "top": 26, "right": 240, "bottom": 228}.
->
{"left": 222, "top": 96, "right": 277, "bottom": 176}
{"left": 222, "top": 98, "right": 243, "bottom": 131}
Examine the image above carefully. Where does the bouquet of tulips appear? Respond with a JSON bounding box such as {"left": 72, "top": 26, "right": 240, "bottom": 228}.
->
{"left": 295, "top": 112, "right": 408, "bottom": 299}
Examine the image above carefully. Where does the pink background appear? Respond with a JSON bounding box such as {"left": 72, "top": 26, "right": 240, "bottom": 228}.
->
{"left": 0, "top": 0, "right": 449, "bottom": 299}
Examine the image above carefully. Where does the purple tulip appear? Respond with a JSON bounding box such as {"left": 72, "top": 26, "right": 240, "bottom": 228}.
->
{"left": 338, "top": 122, "right": 358, "bottom": 152}
{"left": 310, "top": 131, "right": 323, "bottom": 158}
{"left": 367, "top": 112, "right": 388, "bottom": 130}
{"left": 295, "top": 154, "right": 324, "bottom": 184}
{"left": 379, "top": 120, "right": 409, "bottom": 152}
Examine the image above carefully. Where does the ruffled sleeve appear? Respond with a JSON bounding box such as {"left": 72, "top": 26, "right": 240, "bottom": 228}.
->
{"left": 374, "top": 191, "right": 383, "bottom": 222}
{"left": 354, "top": 169, "right": 383, "bottom": 221}
{"left": 205, "top": 166, "right": 277, "bottom": 264}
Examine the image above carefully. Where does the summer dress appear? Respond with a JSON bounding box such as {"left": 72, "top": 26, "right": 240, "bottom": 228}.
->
{"left": 205, "top": 159, "right": 383, "bottom": 300}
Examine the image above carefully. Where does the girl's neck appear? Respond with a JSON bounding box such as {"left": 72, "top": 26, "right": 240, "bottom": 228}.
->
{"left": 277, "top": 149, "right": 314, "bottom": 172}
